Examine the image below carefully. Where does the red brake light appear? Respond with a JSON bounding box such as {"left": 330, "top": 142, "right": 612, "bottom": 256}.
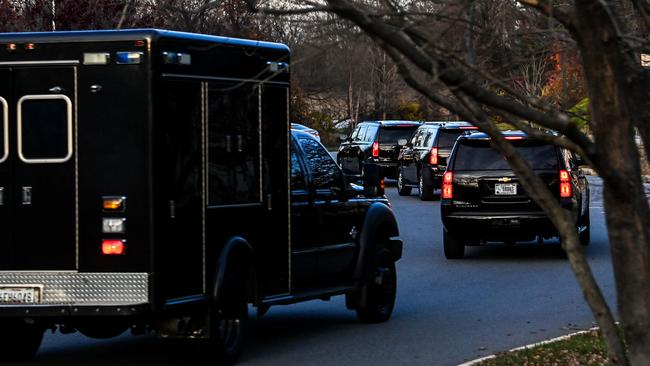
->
{"left": 430, "top": 147, "right": 438, "bottom": 165}
{"left": 442, "top": 172, "right": 453, "bottom": 199}
{"left": 559, "top": 170, "right": 572, "bottom": 198}
{"left": 505, "top": 136, "right": 524, "bottom": 140}
{"left": 459, "top": 126, "right": 478, "bottom": 130}
{"left": 372, "top": 141, "right": 379, "bottom": 157}
{"left": 102, "top": 240, "right": 125, "bottom": 255}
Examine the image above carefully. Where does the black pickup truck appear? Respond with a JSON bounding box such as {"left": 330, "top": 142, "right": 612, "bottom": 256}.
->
{"left": 0, "top": 29, "right": 402, "bottom": 364}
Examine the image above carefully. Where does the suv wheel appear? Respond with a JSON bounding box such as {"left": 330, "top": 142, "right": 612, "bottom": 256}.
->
{"left": 0, "top": 321, "right": 44, "bottom": 362}
{"left": 355, "top": 249, "right": 397, "bottom": 323}
{"left": 419, "top": 174, "right": 434, "bottom": 201}
{"left": 397, "top": 168, "right": 412, "bottom": 196}
{"left": 443, "top": 228, "right": 465, "bottom": 259}
{"left": 579, "top": 209, "right": 591, "bottom": 246}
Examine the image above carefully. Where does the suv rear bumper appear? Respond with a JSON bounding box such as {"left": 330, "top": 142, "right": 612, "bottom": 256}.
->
{"left": 442, "top": 212, "right": 557, "bottom": 240}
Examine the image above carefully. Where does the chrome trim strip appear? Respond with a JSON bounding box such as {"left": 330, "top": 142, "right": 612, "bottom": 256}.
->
{"left": 201, "top": 82, "right": 207, "bottom": 294}
{"left": 161, "top": 73, "right": 289, "bottom": 86}
{"left": 293, "top": 243, "right": 356, "bottom": 255}
{"left": 17, "top": 94, "right": 73, "bottom": 164}
{"left": 0, "top": 60, "right": 80, "bottom": 66}
{"left": 74, "top": 67, "right": 79, "bottom": 269}
{"left": 0, "top": 97, "right": 7, "bottom": 163}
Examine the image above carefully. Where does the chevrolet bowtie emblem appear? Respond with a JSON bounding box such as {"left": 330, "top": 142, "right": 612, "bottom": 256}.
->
{"left": 498, "top": 177, "right": 512, "bottom": 182}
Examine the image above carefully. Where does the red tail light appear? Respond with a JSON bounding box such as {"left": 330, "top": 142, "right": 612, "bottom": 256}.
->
{"left": 442, "top": 172, "right": 454, "bottom": 199}
{"left": 372, "top": 141, "right": 379, "bottom": 158}
{"left": 102, "top": 240, "right": 125, "bottom": 255}
{"left": 429, "top": 147, "right": 438, "bottom": 165}
{"left": 559, "top": 169, "right": 572, "bottom": 198}
{"left": 505, "top": 136, "right": 524, "bottom": 140}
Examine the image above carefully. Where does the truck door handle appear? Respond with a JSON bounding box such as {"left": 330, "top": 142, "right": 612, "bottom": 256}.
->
{"left": 22, "top": 187, "right": 32, "bottom": 205}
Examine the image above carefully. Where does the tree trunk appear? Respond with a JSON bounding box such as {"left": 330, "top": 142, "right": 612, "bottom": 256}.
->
{"left": 575, "top": 1, "right": 650, "bottom": 364}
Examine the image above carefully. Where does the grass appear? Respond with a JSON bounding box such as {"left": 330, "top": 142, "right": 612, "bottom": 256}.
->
{"left": 477, "top": 329, "right": 609, "bottom": 366}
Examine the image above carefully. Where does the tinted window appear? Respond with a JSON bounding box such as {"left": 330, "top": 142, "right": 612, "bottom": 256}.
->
{"left": 298, "top": 137, "right": 342, "bottom": 190}
{"left": 379, "top": 126, "right": 419, "bottom": 144}
{"left": 437, "top": 130, "right": 464, "bottom": 149}
{"left": 364, "top": 125, "right": 379, "bottom": 142}
{"left": 453, "top": 141, "right": 559, "bottom": 171}
{"left": 291, "top": 147, "right": 306, "bottom": 190}
{"left": 423, "top": 130, "right": 435, "bottom": 147}
{"left": 20, "top": 98, "right": 71, "bottom": 161}
{"left": 207, "top": 83, "right": 260, "bottom": 205}
{"left": 353, "top": 126, "right": 368, "bottom": 142}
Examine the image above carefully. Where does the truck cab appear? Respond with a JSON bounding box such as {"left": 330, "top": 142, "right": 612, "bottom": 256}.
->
{"left": 0, "top": 29, "right": 402, "bottom": 364}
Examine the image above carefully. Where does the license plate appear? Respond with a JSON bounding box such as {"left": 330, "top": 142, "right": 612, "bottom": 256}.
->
{"left": 0, "top": 286, "right": 42, "bottom": 304}
{"left": 495, "top": 183, "right": 517, "bottom": 195}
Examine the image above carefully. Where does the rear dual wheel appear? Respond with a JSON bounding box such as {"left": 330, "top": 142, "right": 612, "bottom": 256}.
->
{"left": 0, "top": 321, "right": 44, "bottom": 362}
{"left": 355, "top": 249, "right": 397, "bottom": 323}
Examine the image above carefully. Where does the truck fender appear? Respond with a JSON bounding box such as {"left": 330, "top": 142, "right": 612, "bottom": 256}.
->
{"left": 353, "top": 202, "right": 402, "bottom": 281}
{"left": 212, "top": 237, "right": 255, "bottom": 306}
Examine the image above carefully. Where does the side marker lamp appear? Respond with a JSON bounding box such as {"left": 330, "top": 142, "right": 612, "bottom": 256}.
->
{"left": 103, "top": 196, "right": 126, "bottom": 212}
{"left": 116, "top": 52, "right": 143, "bottom": 64}
{"left": 103, "top": 218, "right": 126, "bottom": 234}
{"left": 84, "top": 53, "right": 110, "bottom": 65}
{"left": 102, "top": 240, "right": 125, "bottom": 255}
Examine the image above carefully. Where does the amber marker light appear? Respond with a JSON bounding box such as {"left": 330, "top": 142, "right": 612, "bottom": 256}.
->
{"left": 103, "top": 196, "right": 126, "bottom": 212}
{"left": 102, "top": 240, "right": 125, "bottom": 255}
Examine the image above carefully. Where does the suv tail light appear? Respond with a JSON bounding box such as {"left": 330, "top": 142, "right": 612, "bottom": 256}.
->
{"left": 429, "top": 147, "right": 438, "bottom": 165}
{"left": 560, "top": 169, "right": 572, "bottom": 198}
{"left": 442, "top": 171, "right": 454, "bottom": 199}
{"left": 372, "top": 141, "right": 379, "bottom": 157}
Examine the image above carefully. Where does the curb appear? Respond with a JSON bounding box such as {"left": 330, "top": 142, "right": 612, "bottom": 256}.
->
{"left": 457, "top": 327, "right": 599, "bottom": 366}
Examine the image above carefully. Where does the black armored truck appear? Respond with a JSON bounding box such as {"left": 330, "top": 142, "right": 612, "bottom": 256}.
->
{"left": 0, "top": 29, "right": 402, "bottom": 363}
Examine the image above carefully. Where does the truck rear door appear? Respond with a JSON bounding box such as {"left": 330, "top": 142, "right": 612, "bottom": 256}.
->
{"left": 0, "top": 66, "right": 76, "bottom": 270}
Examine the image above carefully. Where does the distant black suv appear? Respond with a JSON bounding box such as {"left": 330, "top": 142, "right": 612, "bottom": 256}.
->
{"left": 338, "top": 121, "right": 422, "bottom": 180}
{"left": 440, "top": 131, "right": 590, "bottom": 259}
{"left": 396, "top": 121, "right": 478, "bottom": 200}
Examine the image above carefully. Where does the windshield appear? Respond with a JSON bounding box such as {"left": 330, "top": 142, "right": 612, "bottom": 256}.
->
{"left": 453, "top": 141, "right": 559, "bottom": 171}
{"left": 379, "top": 126, "right": 419, "bottom": 144}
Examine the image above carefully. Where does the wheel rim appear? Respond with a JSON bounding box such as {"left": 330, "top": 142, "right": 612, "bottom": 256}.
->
{"left": 373, "top": 264, "right": 396, "bottom": 315}
{"left": 217, "top": 316, "right": 242, "bottom": 351}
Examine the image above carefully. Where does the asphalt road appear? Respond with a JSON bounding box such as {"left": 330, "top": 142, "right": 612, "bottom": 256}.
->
{"left": 28, "top": 177, "right": 619, "bottom": 366}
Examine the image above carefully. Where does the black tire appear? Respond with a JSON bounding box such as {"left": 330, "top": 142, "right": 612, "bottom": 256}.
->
{"left": 443, "top": 228, "right": 465, "bottom": 259}
{"left": 419, "top": 173, "right": 434, "bottom": 201}
{"left": 397, "top": 168, "right": 412, "bottom": 196}
{"left": 0, "top": 321, "right": 44, "bottom": 362}
{"left": 77, "top": 319, "right": 129, "bottom": 339}
{"left": 579, "top": 209, "right": 591, "bottom": 246}
{"left": 355, "top": 249, "right": 397, "bottom": 323}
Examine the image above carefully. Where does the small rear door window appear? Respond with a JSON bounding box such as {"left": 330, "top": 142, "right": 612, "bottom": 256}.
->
{"left": 379, "top": 126, "right": 419, "bottom": 144}
{"left": 18, "top": 95, "right": 72, "bottom": 163}
{"left": 453, "top": 141, "right": 559, "bottom": 171}
{"left": 0, "top": 97, "right": 7, "bottom": 163}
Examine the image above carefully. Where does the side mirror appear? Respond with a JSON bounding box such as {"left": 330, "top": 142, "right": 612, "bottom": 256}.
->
{"left": 363, "top": 163, "right": 385, "bottom": 196}
{"left": 397, "top": 138, "right": 408, "bottom": 146}
{"left": 339, "top": 134, "right": 349, "bottom": 142}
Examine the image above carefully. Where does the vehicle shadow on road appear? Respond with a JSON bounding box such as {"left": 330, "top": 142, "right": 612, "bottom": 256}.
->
{"left": 463, "top": 242, "right": 575, "bottom": 260}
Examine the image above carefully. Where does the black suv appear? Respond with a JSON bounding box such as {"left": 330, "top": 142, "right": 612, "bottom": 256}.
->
{"left": 396, "top": 122, "right": 478, "bottom": 200}
{"left": 440, "top": 131, "right": 590, "bottom": 259}
{"left": 338, "top": 121, "right": 422, "bottom": 180}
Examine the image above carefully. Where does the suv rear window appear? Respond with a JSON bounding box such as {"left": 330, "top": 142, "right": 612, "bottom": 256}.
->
{"left": 437, "top": 130, "right": 465, "bottom": 149}
{"left": 453, "top": 141, "right": 558, "bottom": 171}
{"left": 379, "top": 126, "right": 418, "bottom": 144}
